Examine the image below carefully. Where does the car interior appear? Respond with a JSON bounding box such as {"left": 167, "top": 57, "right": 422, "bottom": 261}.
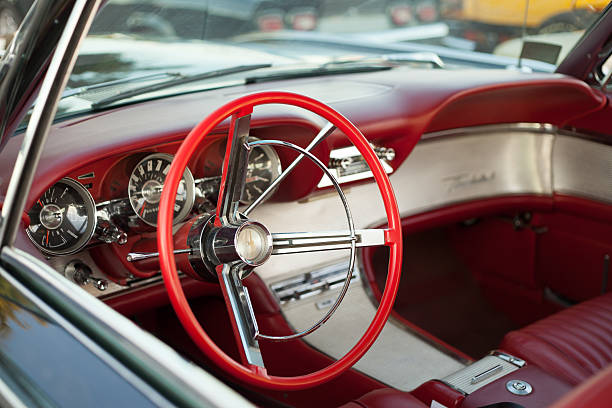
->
{"left": 1, "top": 1, "right": 611, "bottom": 407}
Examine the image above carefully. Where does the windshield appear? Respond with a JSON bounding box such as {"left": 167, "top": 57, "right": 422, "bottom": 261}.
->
{"left": 8, "top": 0, "right": 612, "bottom": 122}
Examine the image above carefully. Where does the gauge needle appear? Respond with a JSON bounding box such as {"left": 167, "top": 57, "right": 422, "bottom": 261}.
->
{"left": 140, "top": 202, "right": 147, "bottom": 216}
{"left": 246, "top": 176, "right": 269, "bottom": 183}
{"left": 46, "top": 230, "right": 49, "bottom": 246}
{"left": 37, "top": 200, "right": 43, "bottom": 207}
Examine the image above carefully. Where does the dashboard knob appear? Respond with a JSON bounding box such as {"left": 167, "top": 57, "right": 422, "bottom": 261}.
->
{"left": 64, "top": 260, "right": 108, "bottom": 292}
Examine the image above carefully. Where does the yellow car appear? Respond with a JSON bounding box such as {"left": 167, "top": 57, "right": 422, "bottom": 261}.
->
{"left": 444, "top": 0, "right": 610, "bottom": 32}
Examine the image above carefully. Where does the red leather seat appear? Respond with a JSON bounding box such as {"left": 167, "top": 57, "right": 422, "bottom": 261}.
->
{"left": 500, "top": 292, "right": 612, "bottom": 385}
{"left": 338, "top": 388, "right": 426, "bottom": 408}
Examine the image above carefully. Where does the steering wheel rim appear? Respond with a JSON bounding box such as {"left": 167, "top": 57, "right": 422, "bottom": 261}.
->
{"left": 158, "top": 91, "right": 402, "bottom": 390}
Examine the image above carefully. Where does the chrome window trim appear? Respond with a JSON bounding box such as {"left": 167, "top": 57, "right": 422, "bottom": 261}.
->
{"left": 0, "top": 375, "right": 29, "bottom": 408}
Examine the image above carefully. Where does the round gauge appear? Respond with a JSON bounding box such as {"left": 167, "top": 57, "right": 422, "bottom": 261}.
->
{"left": 27, "top": 178, "right": 96, "bottom": 256}
{"left": 241, "top": 144, "right": 282, "bottom": 205}
{"left": 128, "top": 153, "right": 195, "bottom": 226}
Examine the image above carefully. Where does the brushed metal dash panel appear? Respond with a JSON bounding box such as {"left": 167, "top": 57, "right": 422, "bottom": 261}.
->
{"left": 254, "top": 130, "right": 555, "bottom": 282}
{"left": 553, "top": 135, "right": 612, "bottom": 204}
{"left": 397, "top": 132, "right": 554, "bottom": 216}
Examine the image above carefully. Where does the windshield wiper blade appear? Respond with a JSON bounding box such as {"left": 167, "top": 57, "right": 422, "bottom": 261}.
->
{"left": 91, "top": 63, "right": 272, "bottom": 110}
{"left": 244, "top": 63, "right": 392, "bottom": 84}
{"left": 61, "top": 71, "right": 183, "bottom": 100}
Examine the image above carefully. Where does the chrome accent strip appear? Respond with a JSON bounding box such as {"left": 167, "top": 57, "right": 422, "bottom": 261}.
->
{"left": 470, "top": 364, "right": 503, "bottom": 384}
{"left": 317, "top": 143, "right": 394, "bottom": 188}
{"left": 271, "top": 229, "right": 385, "bottom": 255}
{"left": 217, "top": 114, "right": 251, "bottom": 226}
{"left": 2, "top": 246, "right": 252, "bottom": 407}
{"left": 127, "top": 248, "right": 192, "bottom": 262}
{"left": 553, "top": 135, "right": 612, "bottom": 204}
{"left": 220, "top": 264, "right": 264, "bottom": 367}
{"left": 491, "top": 351, "right": 526, "bottom": 368}
{"left": 0, "top": 374, "right": 29, "bottom": 408}
{"left": 421, "top": 122, "right": 557, "bottom": 140}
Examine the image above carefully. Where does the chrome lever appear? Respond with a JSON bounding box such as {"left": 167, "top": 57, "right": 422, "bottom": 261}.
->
{"left": 126, "top": 248, "right": 192, "bottom": 262}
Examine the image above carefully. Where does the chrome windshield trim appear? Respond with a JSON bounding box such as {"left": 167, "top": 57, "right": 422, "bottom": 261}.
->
{"left": 0, "top": 0, "right": 99, "bottom": 248}
{"left": 0, "top": 373, "right": 29, "bottom": 408}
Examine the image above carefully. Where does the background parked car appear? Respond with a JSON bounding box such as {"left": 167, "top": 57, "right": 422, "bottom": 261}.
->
{"left": 0, "top": 0, "right": 323, "bottom": 42}
{"left": 0, "top": 0, "right": 32, "bottom": 39}
{"left": 441, "top": 0, "right": 607, "bottom": 51}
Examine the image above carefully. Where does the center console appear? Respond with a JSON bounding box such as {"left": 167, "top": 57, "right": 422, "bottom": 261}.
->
{"left": 413, "top": 352, "right": 572, "bottom": 408}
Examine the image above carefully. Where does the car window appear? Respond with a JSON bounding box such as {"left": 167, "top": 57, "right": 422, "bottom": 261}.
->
{"left": 2, "top": 0, "right": 610, "bottom": 124}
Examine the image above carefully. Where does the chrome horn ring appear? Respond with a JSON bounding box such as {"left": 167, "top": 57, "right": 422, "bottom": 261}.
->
{"left": 246, "top": 139, "right": 357, "bottom": 342}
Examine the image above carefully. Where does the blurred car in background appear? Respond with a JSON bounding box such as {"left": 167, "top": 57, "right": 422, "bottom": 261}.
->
{"left": 0, "top": 0, "right": 322, "bottom": 42}
{"left": 0, "top": 0, "right": 32, "bottom": 36}
{"left": 441, "top": 0, "right": 607, "bottom": 51}
{"left": 385, "top": 0, "right": 441, "bottom": 26}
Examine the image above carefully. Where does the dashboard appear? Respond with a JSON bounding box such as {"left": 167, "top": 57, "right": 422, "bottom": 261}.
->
{"left": 21, "top": 123, "right": 396, "bottom": 291}
{"left": 0, "top": 68, "right": 606, "bottom": 297}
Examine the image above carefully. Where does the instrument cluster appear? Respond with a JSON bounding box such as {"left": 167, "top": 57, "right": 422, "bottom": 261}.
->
{"left": 26, "top": 140, "right": 282, "bottom": 256}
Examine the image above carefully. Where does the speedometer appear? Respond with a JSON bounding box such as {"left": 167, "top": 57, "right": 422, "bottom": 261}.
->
{"left": 27, "top": 178, "right": 96, "bottom": 256}
{"left": 241, "top": 143, "right": 282, "bottom": 205}
{"left": 128, "top": 153, "right": 195, "bottom": 226}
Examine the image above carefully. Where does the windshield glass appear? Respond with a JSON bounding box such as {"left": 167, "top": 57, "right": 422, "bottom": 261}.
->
{"left": 9, "top": 0, "right": 612, "bottom": 122}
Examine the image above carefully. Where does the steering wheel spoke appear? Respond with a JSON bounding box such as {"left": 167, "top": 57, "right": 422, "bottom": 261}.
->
{"left": 217, "top": 263, "right": 265, "bottom": 368}
{"left": 271, "top": 229, "right": 386, "bottom": 255}
{"left": 216, "top": 110, "right": 252, "bottom": 226}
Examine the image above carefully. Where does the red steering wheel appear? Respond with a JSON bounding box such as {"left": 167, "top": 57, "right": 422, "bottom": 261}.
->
{"left": 158, "top": 91, "right": 402, "bottom": 390}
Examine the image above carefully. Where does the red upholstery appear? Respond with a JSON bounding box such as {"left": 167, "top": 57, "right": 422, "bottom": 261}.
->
{"left": 551, "top": 363, "right": 612, "bottom": 408}
{"left": 500, "top": 292, "right": 612, "bottom": 385}
{"left": 338, "top": 389, "right": 426, "bottom": 408}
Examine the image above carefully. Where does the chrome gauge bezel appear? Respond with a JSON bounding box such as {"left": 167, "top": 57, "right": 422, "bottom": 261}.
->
{"left": 26, "top": 177, "right": 97, "bottom": 256}
{"left": 128, "top": 153, "right": 195, "bottom": 227}
{"left": 241, "top": 141, "right": 282, "bottom": 205}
